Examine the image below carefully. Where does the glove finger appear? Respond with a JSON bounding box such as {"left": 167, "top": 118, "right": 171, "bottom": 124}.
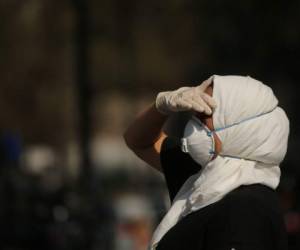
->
{"left": 198, "top": 98, "right": 213, "bottom": 115}
{"left": 197, "top": 76, "right": 213, "bottom": 91}
{"left": 175, "top": 99, "right": 193, "bottom": 111}
{"left": 191, "top": 98, "right": 212, "bottom": 115}
{"left": 202, "top": 93, "right": 217, "bottom": 108}
{"left": 188, "top": 99, "right": 206, "bottom": 113}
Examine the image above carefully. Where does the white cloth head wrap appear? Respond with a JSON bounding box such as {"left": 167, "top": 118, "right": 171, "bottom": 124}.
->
{"left": 149, "top": 75, "right": 290, "bottom": 250}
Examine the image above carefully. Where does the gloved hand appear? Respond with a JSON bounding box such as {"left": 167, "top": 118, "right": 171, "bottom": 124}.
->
{"left": 155, "top": 77, "right": 217, "bottom": 115}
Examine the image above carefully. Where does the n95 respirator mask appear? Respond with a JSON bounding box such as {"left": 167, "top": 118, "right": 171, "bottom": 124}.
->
{"left": 181, "top": 116, "right": 215, "bottom": 167}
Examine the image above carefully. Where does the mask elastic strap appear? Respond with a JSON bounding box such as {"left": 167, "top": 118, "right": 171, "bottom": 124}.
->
{"left": 207, "top": 107, "right": 276, "bottom": 136}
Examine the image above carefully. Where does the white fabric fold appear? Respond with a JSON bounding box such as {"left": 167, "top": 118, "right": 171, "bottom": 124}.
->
{"left": 149, "top": 75, "right": 289, "bottom": 250}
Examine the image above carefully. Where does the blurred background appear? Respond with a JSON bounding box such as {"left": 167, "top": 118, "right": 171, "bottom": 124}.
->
{"left": 0, "top": 0, "right": 299, "bottom": 249}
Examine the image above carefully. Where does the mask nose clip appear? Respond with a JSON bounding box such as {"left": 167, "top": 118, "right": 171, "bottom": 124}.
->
{"left": 181, "top": 138, "right": 189, "bottom": 153}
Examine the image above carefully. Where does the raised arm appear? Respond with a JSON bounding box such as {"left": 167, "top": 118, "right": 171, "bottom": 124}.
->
{"left": 123, "top": 103, "right": 168, "bottom": 172}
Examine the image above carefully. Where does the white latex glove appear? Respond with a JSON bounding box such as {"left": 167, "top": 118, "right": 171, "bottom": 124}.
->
{"left": 155, "top": 77, "right": 217, "bottom": 115}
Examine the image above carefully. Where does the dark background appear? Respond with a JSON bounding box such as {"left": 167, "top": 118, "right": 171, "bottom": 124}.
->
{"left": 0, "top": 0, "right": 299, "bottom": 249}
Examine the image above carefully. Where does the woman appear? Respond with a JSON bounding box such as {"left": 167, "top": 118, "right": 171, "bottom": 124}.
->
{"left": 123, "top": 75, "right": 289, "bottom": 250}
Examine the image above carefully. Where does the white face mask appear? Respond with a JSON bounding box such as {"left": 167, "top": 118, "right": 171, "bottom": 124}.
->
{"left": 181, "top": 116, "right": 215, "bottom": 167}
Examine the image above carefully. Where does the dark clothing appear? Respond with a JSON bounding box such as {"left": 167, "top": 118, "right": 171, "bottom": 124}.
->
{"left": 156, "top": 137, "right": 288, "bottom": 250}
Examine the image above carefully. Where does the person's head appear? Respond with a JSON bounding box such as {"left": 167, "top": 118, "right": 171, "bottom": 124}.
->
{"left": 182, "top": 75, "right": 289, "bottom": 168}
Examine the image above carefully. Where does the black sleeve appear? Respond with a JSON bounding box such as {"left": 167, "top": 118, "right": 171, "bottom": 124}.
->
{"left": 160, "top": 137, "right": 201, "bottom": 202}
